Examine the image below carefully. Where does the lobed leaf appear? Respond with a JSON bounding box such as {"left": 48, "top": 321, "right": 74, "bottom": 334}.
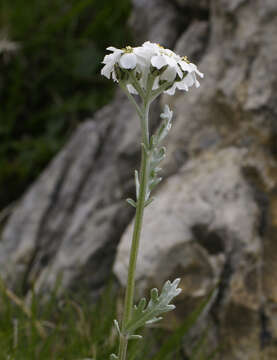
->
{"left": 124, "top": 278, "right": 182, "bottom": 335}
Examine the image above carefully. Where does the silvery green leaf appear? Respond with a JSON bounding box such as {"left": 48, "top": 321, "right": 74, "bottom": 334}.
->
{"left": 110, "top": 354, "right": 118, "bottom": 360}
{"left": 125, "top": 278, "right": 182, "bottom": 335}
{"left": 126, "top": 198, "right": 137, "bottom": 208}
{"left": 135, "top": 170, "right": 140, "bottom": 200}
{"left": 149, "top": 177, "right": 162, "bottom": 191}
{"left": 144, "top": 197, "right": 154, "bottom": 207}
{"left": 150, "top": 134, "right": 158, "bottom": 148}
{"left": 160, "top": 105, "right": 173, "bottom": 121}
{"left": 128, "top": 334, "right": 143, "bottom": 340}
{"left": 153, "top": 105, "right": 173, "bottom": 144}
{"left": 156, "top": 118, "right": 171, "bottom": 143}
{"left": 113, "top": 319, "right": 121, "bottom": 335}
{"left": 145, "top": 316, "right": 163, "bottom": 325}
{"left": 145, "top": 188, "right": 151, "bottom": 201}
{"left": 152, "top": 146, "right": 166, "bottom": 164}
{"left": 141, "top": 142, "right": 150, "bottom": 155}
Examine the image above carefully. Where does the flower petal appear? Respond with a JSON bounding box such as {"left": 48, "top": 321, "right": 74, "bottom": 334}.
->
{"left": 176, "top": 81, "right": 188, "bottom": 92}
{"left": 165, "top": 56, "right": 177, "bottom": 68}
{"left": 183, "top": 73, "right": 195, "bottom": 87}
{"left": 161, "top": 66, "right": 176, "bottom": 82}
{"left": 119, "top": 53, "right": 137, "bottom": 69}
{"left": 107, "top": 46, "right": 121, "bottom": 52}
{"left": 151, "top": 55, "right": 167, "bottom": 69}
{"left": 179, "top": 61, "right": 192, "bottom": 73}
{"left": 102, "top": 52, "right": 120, "bottom": 65}
{"left": 101, "top": 63, "right": 114, "bottom": 79}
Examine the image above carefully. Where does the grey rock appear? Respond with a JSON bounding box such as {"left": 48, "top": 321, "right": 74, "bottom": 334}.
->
{"left": 0, "top": 92, "right": 137, "bottom": 296}
{"left": 114, "top": 147, "right": 260, "bottom": 297}
{"left": 2, "top": 0, "right": 277, "bottom": 358}
{"left": 175, "top": 0, "right": 210, "bottom": 11}
{"left": 175, "top": 20, "right": 209, "bottom": 63}
{"left": 130, "top": 0, "right": 179, "bottom": 47}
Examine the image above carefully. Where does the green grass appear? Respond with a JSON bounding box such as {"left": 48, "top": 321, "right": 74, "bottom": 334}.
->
{"left": 0, "top": 277, "right": 217, "bottom": 360}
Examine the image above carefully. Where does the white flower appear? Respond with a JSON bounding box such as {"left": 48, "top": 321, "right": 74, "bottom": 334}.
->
{"left": 101, "top": 46, "right": 137, "bottom": 81}
{"left": 100, "top": 41, "right": 204, "bottom": 96}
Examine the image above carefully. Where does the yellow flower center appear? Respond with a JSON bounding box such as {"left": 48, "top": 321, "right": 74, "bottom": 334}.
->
{"left": 122, "top": 46, "right": 133, "bottom": 53}
{"left": 181, "top": 56, "right": 190, "bottom": 64}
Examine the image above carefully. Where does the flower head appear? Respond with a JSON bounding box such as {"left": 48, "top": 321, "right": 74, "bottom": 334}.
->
{"left": 101, "top": 41, "right": 203, "bottom": 96}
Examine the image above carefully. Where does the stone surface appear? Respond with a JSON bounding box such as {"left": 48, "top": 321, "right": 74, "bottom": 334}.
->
{"left": 0, "top": 92, "right": 137, "bottom": 296}
{"left": 114, "top": 147, "right": 266, "bottom": 358}
{"left": 174, "top": 0, "right": 210, "bottom": 11}
{"left": 130, "top": 0, "right": 180, "bottom": 47}
{"left": 115, "top": 0, "right": 277, "bottom": 359}
{"left": 174, "top": 20, "right": 209, "bottom": 63}
{"left": 1, "top": 0, "right": 277, "bottom": 359}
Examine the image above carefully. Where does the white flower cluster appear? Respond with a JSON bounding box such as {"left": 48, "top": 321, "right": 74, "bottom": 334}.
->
{"left": 101, "top": 41, "right": 203, "bottom": 96}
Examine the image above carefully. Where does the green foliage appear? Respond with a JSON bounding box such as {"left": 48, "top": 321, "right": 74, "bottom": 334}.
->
{"left": 0, "top": 280, "right": 118, "bottom": 359}
{"left": 0, "top": 278, "right": 216, "bottom": 360}
{"left": 0, "top": 0, "right": 132, "bottom": 210}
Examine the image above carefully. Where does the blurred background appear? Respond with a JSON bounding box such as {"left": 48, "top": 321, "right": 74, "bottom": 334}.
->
{"left": 0, "top": 0, "right": 131, "bottom": 213}
{"left": 1, "top": 0, "right": 277, "bottom": 359}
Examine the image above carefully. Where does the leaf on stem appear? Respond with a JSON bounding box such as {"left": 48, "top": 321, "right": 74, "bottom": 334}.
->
{"left": 124, "top": 278, "right": 182, "bottom": 335}
{"left": 144, "top": 197, "right": 154, "bottom": 208}
{"left": 126, "top": 198, "right": 137, "bottom": 208}
{"left": 135, "top": 170, "right": 140, "bottom": 200}
{"left": 113, "top": 319, "right": 121, "bottom": 335}
{"left": 110, "top": 354, "right": 119, "bottom": 360}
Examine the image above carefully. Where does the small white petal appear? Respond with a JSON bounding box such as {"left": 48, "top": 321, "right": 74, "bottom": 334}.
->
{"left": 151, "top": 55, "right": 167, "bottom": 69}
{"left": 160, "top": 66, "right": 176, "bottom": 82}
{"left": 107, "top": 46, "right": 121, "bottom": 52}
{"left": 183, "top": 73, "right": 195, "bottom": 87}
{"left": 165, "top": 56, "right": 177, "bottom": 68}
{"left": 176, "top": 81, "right": 189, "bottom": 91}
{"left": 189, "top": 62, "right": 204, "bottom": 78}
{"left": 196, "top": 69, "right": 204, "bottom": 78}
{"left": 119, "top": 53, "right": 137, "bottom": 69}
{"left": 102, "top": 52, "right": 121, "bottom": 65}
{"left": 179, "top": 61, "right": 193, "bottom": 73}
{"left": 101, "top": 63, "right": 114, "bottom": 79}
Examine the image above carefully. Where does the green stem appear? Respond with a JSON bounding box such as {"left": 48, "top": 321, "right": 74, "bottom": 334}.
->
{"left": 118, "top": 100, "right": 151, "bottom": 360}
{"left": 118, "top": 335, "right": 128, "bottom": 360}
{"left": 119, "top": 83, "right": 143, "bottom": 119}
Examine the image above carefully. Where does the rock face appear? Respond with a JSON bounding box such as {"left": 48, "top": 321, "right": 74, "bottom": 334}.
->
{"left": 1, "top": 0, "right": 277, "bottom": 359}
{"left": 115, "top": 0, "right": 277, "bottom": 359}
{"left": 0, "top": 92, "right": 137, "bottom": 297}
